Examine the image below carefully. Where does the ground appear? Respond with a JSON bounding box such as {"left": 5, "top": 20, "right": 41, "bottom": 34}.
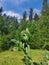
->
{"left": 0, "top": 49, "right": 49, "bottom": 65}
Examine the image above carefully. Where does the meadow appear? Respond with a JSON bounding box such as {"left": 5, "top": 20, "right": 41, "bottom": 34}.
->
{"left": 0, "top": 49, "right": 49, "bottom": 65}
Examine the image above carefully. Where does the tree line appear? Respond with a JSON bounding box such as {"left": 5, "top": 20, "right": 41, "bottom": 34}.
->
{"left": 0, "top": 0, "right": 49, "bottom": 51}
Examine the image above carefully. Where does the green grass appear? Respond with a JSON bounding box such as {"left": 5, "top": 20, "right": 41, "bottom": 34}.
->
{"left": 0, "top": 49, "right": 49, "bottom": 65}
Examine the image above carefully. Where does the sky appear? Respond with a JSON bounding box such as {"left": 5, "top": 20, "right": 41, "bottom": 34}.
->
{"left": 0, "top": 0, "right": 49, "bottom": 20}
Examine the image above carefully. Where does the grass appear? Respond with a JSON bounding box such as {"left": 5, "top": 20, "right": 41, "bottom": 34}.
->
{"left": 0, "top": 49, "right": 49, "bottom": 65}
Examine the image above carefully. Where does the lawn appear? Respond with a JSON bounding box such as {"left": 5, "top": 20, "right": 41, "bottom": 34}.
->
{"left": 0, "top": 49, "right": 49, "bottom": 65}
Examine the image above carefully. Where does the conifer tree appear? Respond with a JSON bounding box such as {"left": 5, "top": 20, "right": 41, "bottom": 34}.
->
{"left": 42, "top": 0, "right": 48, "bottom": 15}
{"left": 29, "top": 8, "right": 33, "bottom": 22}
{"left": 34, "top": 13, "right": 39, "bottom": 21}
{"left": 0, "top": 7, "right": 3, "bottom": 16}
{"left": 23, "top": 11, "right": 27, "bottom": 21}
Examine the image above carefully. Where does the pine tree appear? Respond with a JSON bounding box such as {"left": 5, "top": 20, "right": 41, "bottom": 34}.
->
{"left": 29, "top": 8, "right": 33, "bottom": 22}
{"left": 34, "top": 13, "right": 39, "bottom": 21}
{"left": 23, "top": 11, "right": 27, "bottom": 21}
{"left": 42, "top": 0, "right": 48, "bottom": 15}
{"left": 0, "top": 7, "right": 3, "bottom": 16}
